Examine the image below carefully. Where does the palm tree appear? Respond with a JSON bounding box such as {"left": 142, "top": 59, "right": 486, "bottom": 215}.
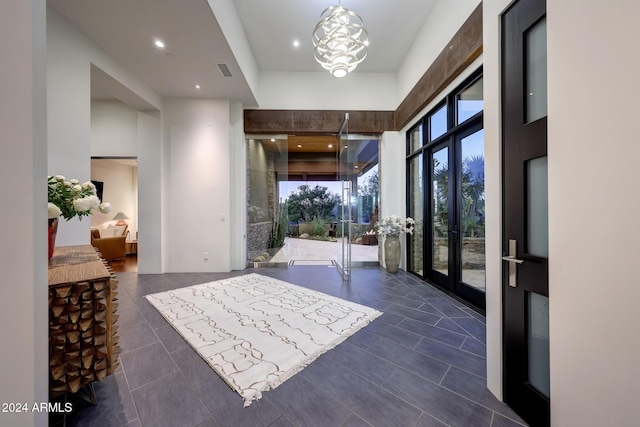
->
{"left": 461, "top": 154, "right": 485, "bottom": 236}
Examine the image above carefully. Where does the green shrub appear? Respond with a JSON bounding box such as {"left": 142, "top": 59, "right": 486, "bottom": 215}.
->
{"left": 287, "top": 224, "right": 299, "bottom": 237}
{"left": 311, "top": 216, "right": 326, "bottom": 236}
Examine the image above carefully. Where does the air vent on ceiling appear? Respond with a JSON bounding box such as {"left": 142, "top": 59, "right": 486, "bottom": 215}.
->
{"left": 216, "top": 63, "right": 232, "bottom": 77}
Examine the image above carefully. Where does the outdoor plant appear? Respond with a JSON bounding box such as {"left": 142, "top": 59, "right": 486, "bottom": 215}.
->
{"left": 268, "top": 201, "right": 289, "bottom": 248}
{"left": 311, "top": 216, "right": 326, "bottom": 236}
{"left": 286, "top": 184, "right": 340, "bottom": 223}
{"left": 376, "top": 215, "right": 415, "bottom": 237}
{"left": 287, "top": 224, "right": 300, "bottom": 237}
{"left": 248, "top": 205, "right": 267, "bottom": 223}
{"left": 48, "top": 175, "right": 111, "bottom": 220}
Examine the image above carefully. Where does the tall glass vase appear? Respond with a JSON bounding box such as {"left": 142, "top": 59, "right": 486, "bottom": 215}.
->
{"left": 48, "top": 217, "right": 59, "bottom": 260}
{"left": 384, "top": 233, "right": 401, "bottom": 273}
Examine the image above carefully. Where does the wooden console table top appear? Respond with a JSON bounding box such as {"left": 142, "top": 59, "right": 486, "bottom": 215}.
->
{"left": 49, "top": 245, "right": 111, "bottom": 287}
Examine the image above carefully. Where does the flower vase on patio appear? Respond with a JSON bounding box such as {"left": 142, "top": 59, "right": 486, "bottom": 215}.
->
{"left": 376, "top": 215, "right": 415, "bottom": 274}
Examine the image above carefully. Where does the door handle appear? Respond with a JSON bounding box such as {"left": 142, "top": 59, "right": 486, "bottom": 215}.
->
{"left": 502, "top": 239, "right": 524, "bottom": 287}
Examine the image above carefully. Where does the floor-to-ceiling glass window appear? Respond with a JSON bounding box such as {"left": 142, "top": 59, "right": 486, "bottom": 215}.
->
{"left": 406, "top": 68, "right": 485, "bottom": 310}
{"left": 407, "top": 127, "right": 424, "bottom": 276}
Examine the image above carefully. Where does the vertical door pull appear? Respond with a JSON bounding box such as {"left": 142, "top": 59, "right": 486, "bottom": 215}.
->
{"left": 501, "top": 239, "right": 524, "bottom": 287}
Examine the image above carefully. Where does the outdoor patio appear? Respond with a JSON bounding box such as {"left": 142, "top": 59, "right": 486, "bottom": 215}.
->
{"left": 270, "top": 237, "right": 379, "bottom": 264}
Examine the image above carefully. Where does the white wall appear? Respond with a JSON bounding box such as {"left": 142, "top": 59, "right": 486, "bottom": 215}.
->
{"left": 0, "top": 1, "right": 47, "bottom": 425}
{"left": 91, "top": 101, "right": 138, "bottom": 157}
{"left": 229, "top": 101, "right": 247, "bottom": 270}
{"left": 137, "top": 111, "right": 164, "bottom": 273}
{"left": 47, "top": 7, "right": 92, "bottom": 245}
{"left": 483, "top": 0, "right": 510, "bottom": 402}
{"left": 47, "top": 8, "right": 161, "bottom": 246}
{"left": 546, "top": 0, "right": 640, "bottom": 425}
{"left": 90, "top": 160, "right": 138, "bottom": 236}
{"left": 398, "top": 0, "right": 482, "bottom": 103}
{"left": 206, "top": 0, "right": 259, "bottom": 104}
{"left": 258, "top": 71, "right": 397, "bottom": 110}
{"left": 379, "top": 131, "right": 407, "bottom": 269}
{"left": 163, "top": 99, "right": 232, "bottom": 272}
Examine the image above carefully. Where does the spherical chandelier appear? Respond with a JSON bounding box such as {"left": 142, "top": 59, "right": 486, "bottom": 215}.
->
{"left": 312, "top": 4, "right": 368, "bottom": 78}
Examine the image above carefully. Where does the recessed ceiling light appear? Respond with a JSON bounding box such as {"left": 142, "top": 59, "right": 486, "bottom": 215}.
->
{"left": 195, "top": 84, "right": 201, "bottom": 89}
{"left": 154, "top": 39, "right": 165, "bottom": 49}
{"left": 354, "top": 165, "right": 359, "bottom": 169}
{"left": 270, "top": 138, "right": 276, "bottom": 142}
{"left": 297, "top": 144, "right": 302, "bottom": 148}
{"left": 344, "top": 145, "right": 348, "bottom": 149}
{"left": 328, "top": 144, "right": 333, "bottom": 148}
{"left": 293, "top": 40, "right": 300, "bottom": 47}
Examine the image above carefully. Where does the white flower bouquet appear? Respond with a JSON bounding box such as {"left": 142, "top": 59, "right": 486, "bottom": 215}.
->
{"left": 48, "top": 175, "right": 111, "bottom": 220}
{"left": 376, "top": 215, "right": 415, "bottom": 237}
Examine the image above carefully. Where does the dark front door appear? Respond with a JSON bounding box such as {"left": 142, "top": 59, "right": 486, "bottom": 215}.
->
{"left": 502, "top": 0, "right": 550, "bottom": 425}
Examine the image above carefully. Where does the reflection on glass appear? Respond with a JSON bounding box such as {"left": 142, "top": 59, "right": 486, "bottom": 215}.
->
{"left": 432, "top": 147, "right": 448, "bottom": 276}
{"left": 410, "top": 125, "right": 422, "bottom": 153}
{"left": 409, "top": 155, "right": 423, "bottom": 276}
{"left": 527, "top": 156, "right": 548, "bottom": 257}
{"left": 528, "top": 292, "right": 550, "bottom": 398}
{"left": 460, "top": 130, "right": 485, "bottom": 291}
{"left": 457, "top": 77, "right": 484, "bottom": 124}
{"left": 430, "top": 105, "right": 447, "bottom": 141}
{"left": 526, "top": 18, "right": 547, "bottom": 123}
{"left": 247, "top": 136, "right": 288, "bottom": 265}
{"left": 356, "top": 163, "right": 379, "bottom": 225}
{"left": 247, "top": 139, "right": 270, "bottom": 224}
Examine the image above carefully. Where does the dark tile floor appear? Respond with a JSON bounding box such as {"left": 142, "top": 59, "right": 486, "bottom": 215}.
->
{"left": 67, "top": 267, "right": 527, "bottom": 427}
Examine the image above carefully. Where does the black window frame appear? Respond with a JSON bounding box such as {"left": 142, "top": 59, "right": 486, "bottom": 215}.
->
{"left": 405, "top": 66, "right": 485, "bottom": 311}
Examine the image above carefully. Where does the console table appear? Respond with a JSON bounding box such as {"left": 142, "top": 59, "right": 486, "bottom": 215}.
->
{"left": 48, "top": 245, "right": 120, "bottom": 397}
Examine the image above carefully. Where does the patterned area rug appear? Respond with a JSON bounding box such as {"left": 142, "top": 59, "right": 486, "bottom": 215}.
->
{"left": 145, "top": 273, "right": 382, "bottom": 406}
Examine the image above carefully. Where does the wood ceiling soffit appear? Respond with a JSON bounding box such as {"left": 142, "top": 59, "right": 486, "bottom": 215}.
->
{"left": 244, "top": 110, "right": 395, "bottom": 135}
{"left": 395, "top": 3, "right": 483, "bottom": 130}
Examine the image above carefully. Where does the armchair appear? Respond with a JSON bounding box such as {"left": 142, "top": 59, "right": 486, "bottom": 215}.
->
{"left": 90, "top": 225, "right": 128, "bottom": 260}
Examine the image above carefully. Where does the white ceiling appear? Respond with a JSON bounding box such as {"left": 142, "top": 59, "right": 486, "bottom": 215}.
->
{"left": 48, "top": 0, "right": 438, "bottom": 105}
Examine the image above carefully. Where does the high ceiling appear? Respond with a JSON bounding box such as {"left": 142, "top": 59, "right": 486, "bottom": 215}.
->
{"left": 47, "top": 0, "right": 438, "bottom": 160}
{"left": 47, "top": 0, "right": 439, "bottom": 104}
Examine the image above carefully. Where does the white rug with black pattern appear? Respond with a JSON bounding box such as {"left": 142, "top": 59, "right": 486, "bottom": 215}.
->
{"left": 145, "top": 273, "right": 382, "bottom": 406}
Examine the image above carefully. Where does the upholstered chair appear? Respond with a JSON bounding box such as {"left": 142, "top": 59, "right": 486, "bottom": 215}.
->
{"left": 90, "top": 224, "right": 128, "bottom": 260}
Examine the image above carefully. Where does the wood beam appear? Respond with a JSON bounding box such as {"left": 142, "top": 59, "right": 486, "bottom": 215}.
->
{"left": 395, "top": 3, "right": 483, "bottom": 130}
{"left": 244, "top": 110, "right": 395, "bottom": 135}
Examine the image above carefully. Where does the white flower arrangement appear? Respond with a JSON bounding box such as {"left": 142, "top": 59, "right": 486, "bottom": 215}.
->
{"left": 376, "top": 215, "right": 415, "bottom": 237}
{"left": 48, "top": 175, "right": 111, "bottom": 220}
